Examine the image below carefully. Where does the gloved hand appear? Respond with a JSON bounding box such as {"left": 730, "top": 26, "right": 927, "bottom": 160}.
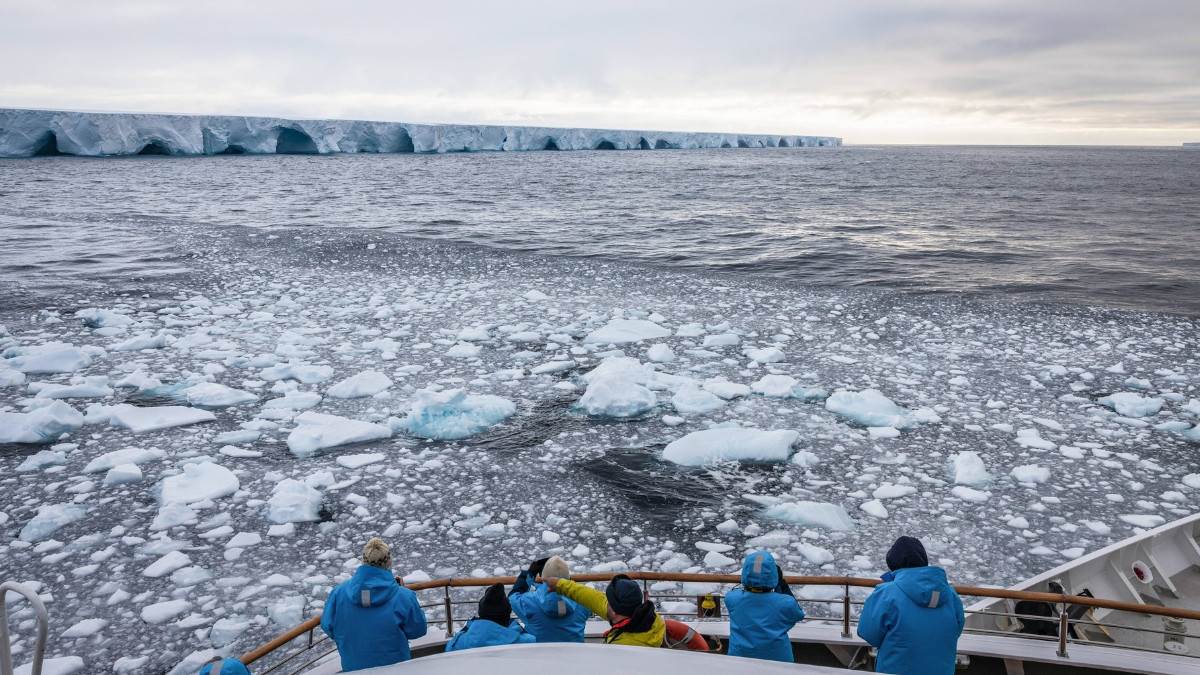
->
{"left": 528, "top": 557, "right": 551, "bottom": 576}
{"left": 880, "top": 571, "right": 895, "bottom": 583}
{"left": 509, "top": 570, "right": 533, "bottom": 596}
{"left": 774, "top": 565, "right": 794, "bottom": 596}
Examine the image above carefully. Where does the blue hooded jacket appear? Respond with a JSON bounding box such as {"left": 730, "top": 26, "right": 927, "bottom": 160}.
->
{"left": 724, "top": 551, "right": 805, "bottom": 662}
{"left": 445, "top": 618, "right": 536, "bottom": 652}
{"left": 198, "top": 658, "right": 250, "bottom": 675}
{"left": 510, "top": 581, "right": 591, "bottom": 643}
{"left": 857, "top": 566, "right": 965, "bottom": 675}
{"left": 320, "top": 564, "right": 428, "bottom": 672}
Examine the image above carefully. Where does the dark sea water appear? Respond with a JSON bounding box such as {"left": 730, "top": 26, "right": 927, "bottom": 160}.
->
{"left": 1, "top": 145, "right": 1198, "bottom": 314}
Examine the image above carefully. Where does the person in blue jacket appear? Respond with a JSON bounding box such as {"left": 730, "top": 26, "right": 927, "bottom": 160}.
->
{"left": 320, "top": 538, "right": 428, "bottom": 671}
{"left": 509, "top": 555, "right": 591, "bottom": 643}
{"left": 857, "top": 536, "right": 965, "bottom": 675}
{"left": 199, "top": 657, "right": 250, "bottom": 675}
{"left": 445, "top": 582, "right": 536, "bottom": 652}
{"left": 724, "top": 550, "right": 805, "bottom": 662}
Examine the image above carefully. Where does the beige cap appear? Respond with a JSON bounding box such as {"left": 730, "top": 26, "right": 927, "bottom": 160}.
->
{"left": 543, "top": 555, "right": 570, "bottom": 580}
{"left": 363, "top": 538, "right": 392, "bottom": 568}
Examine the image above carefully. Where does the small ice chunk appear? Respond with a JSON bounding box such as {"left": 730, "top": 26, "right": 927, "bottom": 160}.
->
{"left": 397, "top": 389, "right": 516, "bottom": 440}
{"left": 103, "top": 463, "right": 143, "bottom": 486}
{"left": 16, "top": 449, "right": 67, "bottom": 472}
{"left": 578, "top": 377, "right": 656, "bottom": 418}
{"left": 872, "top": 484, "right": 916, "bottom": 499}
{"left": 583, "top": 319, "right": 671, "bottom": 345}
{"left": 5, "top": 343, "right": 93, "bottom": 374}
{"left": 19, "top": 503, "right": 88, "bottom": 541}
{"left": 1015, "top": 428, "right": 1056, "bottom": 450}
{"left": 445, "top": 342, "right": 483, "bottom": 358}
{"left": 226, "top": 532, "right": 262, "bottom": 548}
{"left": 702, "top": 333, "right": 741, "bottom": 348}
{"left": 184, "top": 383, "right": 258, "bottom": 407}
{"left": 868, "top": 426, "right": 900, "bottom": 439}
{"left": 0, "top": 401, "right": 85, "bottom": 444}
{"left": 744, "top": 346, "right": 784, "bottom": 363}
{"left": 14, "top": 657, "right": 84, "bottom": 675}
{"left": 337, "top": 452, "right": 386, "bottom": 468}
{"left": 159, "top": 462, "right": 240, "bottom": 504}
{"left": 62, "top": 618, "right": 107, "bottom": 638}
{"left": 825, "top": 389, "right": 916, "bottom": 429}
{"left": 1010, "top": 464, "right": 1050, "bottom": 484}
{"left": 860, "top": 500, "right": 889, "bottom": 519}
{"left": 646, "top": 344, "right": 676, "bottom": 363}
{"left": 950, "top": 452, "right": 992, "bottom": 486}
{"left": 951, "top": 486, "right": 991, "bottom": 503}
{"left": 141, "top": 599, "right": 192, "bottom": 624}
{"left": 663, "top": 428, "right": 798, "bottom": 466}
{"left": 1098, "top": 392, "right": 1164, "bottom": 418}
{"left": 288, "top": 411, "right": 392, "bottom": 457}
{"left": 108, "top": 405, "right": 216, "bottom": 433}
{"left": 702, "top": 379, "right": 751, "bottom": 400}
{"left": 751, "top": 374, "right": 798, "bottom": 397}
{"left": 763, "top": 501, "right": 855, "bottom": 531}
{"left": 1119, "top": 514, "right": 1165, "bottom": 528}
{"left": 143, "top": 550, "right": 191, "bottom": 578}
{"left": 84, "top": 446, "right": 165, "bottom": 473}
{"left": 671, "top": 384, "right": 725, "bottom": 415}
{"left": 267, "top": 479, "right": 323, "bottom": 523}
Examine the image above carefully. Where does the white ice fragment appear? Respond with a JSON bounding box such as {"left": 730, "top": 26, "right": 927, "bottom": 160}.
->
{"left": 62, "top": 618, "right": 107, "bottom": 638}
{"left": 226, "top": 532, "right": 262, "bottom": 548}
{"left": 14, "top": 657, "right": 83, "bottom": 675}
{"left": 872, "top": 484, "right": 916, "bottom": 500}
{"left": 396, "top": 389, "right": 516, "bottom": 440}
{"left": 950, "top": 452, "right": 992, "bottom": 486}
{"left": 0, "top": 401, "right": 84, "bottom": 444}
{"left": 108, "top": 404, "right": 216, "bottom": 433}
{"left": 5, "top": 343, "right": 93, "bottom": 374}
{"left": 1010, "top": 464, "right": 1050, "bottom": 484}
{"left": 1119, "top": 514, "right": 1165, "bottom": 528}
{"left": 141, "top": 599, "right": 192, "bottom": 624}
{"left": 578, "top": 376, "right": 655, "bottom": 418}
{"left": 703, "top": 333, "right": 741, "bottom": 348}
{"left": 671, "top": 384, "right": 725, "bottom": 415}
{"left": 702, "top": 379, "right": 751, "bottom": 400}
{"left": 84, "top": 446, "right": 164, "bottom": 473}
{"left": 159, "top": 462, "right": 240, "bottom": 504}
{"left": 859, "top": 500, "right": 889, "bottom": 519}
{"left": 663, "top": 428, "right": 798, "bottom": 466}
{"left": 951, "top": 486, "right": 991, "bottom": 503}
{"left": 1015, "top": 428, "right": 1056, "bottom": 450}
{"left": 583, "top": 319, "right": 671, "bottom": 345}
{"left": 103, "top": 463, "right": 143, "bottom": 486}
{"left": 143, "top": 550, "right": 191, "bottom": 578}
{"left": 267, "top": 479, "right": 323, "bottom": 523}
{"left": 287, "top": 411, "right": 392, "bottom": 456}
{"left": 751, "top": 374, "right": 798, "bottom": 398}
{"left": 336, "top": 453, "right": 386, "bottom": 469}
{"left": 825, "top": 389, "right": 916, "bottom": 429}
{"left": 646, "top": 344, "right": 676, "bottom": 363}
{"left": 1098, "top": 392, "right": 1164, "bottom": 418}
{"left": 445, "top": 342, "right": 482, "bottom": 358}
{"left": 795, "top": 542, "right": 834, "bottom": 564}
{"left": 16, "top": 449, "right": 67, "bottom": 472}
{"left": 868, "top": 426, "right": 900, "bottom": 439}
{"left": 761, "top": 501, "right": 855, "bottom": 531}
{"left": 19, "top": 503, "right": 87, "bottom": 541}
{"left": 744, "top": 346, "right": 784, "bottom": 363}
{"left": 183, "top": 382, "right": 258, "bottom": 407}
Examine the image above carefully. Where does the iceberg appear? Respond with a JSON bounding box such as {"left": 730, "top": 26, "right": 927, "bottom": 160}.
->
{"left": 397, "top": 388, "right": 517, "bottom": 440}
{"left": 0, "top": 400, "right": 84, "bottom": 443}
{"left": 0, "top": 108, "right": 841, "bottom": 158}
{"left": 663, "top": 428, "right": 799, "bottom": 466}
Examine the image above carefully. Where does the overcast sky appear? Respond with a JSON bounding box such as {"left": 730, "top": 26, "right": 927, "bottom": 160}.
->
{"left": 3, "top": 1, "right": 1197, "bottom": 144}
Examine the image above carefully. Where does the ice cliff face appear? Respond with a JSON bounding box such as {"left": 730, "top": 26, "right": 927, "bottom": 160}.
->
{"left": 0, "top": 108, "right": 841, "bottom": 158}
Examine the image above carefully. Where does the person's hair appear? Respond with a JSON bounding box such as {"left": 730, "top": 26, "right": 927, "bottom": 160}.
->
{"left": 362, "top": 537, "right": 392, "bottom": 568}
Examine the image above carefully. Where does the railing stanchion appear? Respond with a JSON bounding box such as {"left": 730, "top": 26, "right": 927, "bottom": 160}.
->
{"left": 841, "top": 584, "right": 851, "bottom": 637}
{"left": 444, "top": 585, "right": 455, "bottom": 638}
{"left": 1057, "top": 601, "right": 1069, "bottom": 658}
{"left": 307, "top": 628, "right": 314, "bottom": 648}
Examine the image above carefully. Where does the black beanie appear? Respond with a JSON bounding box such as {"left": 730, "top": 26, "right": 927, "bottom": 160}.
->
{"left": 886, "top": 536, "right": 929, "bottom": 571}
{"left": 605, "top": 575, "right": 644, "bottom": 616}
{"left": 478, "top": 583, "right": 512, "bottom": 624}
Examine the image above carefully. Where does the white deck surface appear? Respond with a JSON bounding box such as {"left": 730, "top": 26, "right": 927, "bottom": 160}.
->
{"left": 346, "top": 643, "right": 851, "bottom": 674}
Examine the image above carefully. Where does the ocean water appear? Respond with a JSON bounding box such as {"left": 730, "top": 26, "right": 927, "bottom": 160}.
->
{"left": 0, "top": 146, "right": 1198, "bottom": 672}
{"left": 1, "top": 145, "right": 1198, "bottom": 314}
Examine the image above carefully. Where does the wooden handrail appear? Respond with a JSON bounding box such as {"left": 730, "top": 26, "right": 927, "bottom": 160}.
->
{"left": 241, "top": 571, "right": 1200, "bottom": 665}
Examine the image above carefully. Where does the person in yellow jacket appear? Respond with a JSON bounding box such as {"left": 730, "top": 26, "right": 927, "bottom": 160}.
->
{"left": 544, "top": 573, "right": 666, "bottom": 647}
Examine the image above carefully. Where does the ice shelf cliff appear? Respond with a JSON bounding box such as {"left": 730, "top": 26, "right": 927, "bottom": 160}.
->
{"left": 0, "top": 108, "right": 841, "bottom": 158}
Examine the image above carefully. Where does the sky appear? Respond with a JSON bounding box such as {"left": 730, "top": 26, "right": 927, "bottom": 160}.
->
{"left": 2, "top": 0, "right": 1198, "bottom": 145}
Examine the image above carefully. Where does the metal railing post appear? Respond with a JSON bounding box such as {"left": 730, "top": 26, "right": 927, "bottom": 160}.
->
{"left": 842, "top": 584, "right": 851, "bottom": 637}
{"left": 443, "top": 585, "right": 454, "bottom": 638}
{"left": 1057, "top": 601, "right": 1069, "bottom": 658}
{"left": 1, "top": 582, "right": 49, "bottom": 675}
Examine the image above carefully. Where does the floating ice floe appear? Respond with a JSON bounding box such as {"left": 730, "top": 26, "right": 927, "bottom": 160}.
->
{"left": 824, "top": 389, "right": 917, "bottom": 429}
{"left": 327, "top": 370, "right": 393, "bottom": 398}
{"left": 19, "top": 503, "right": 88, "bottom": 541}
{"left": 3, "top": 342, "right": 95, "bottom": 373}
{"left": 31, "top": 376, "right": 113, "bottom": 399}
{"left": 103, "top": 463, "right": 143, "bottom": 486}
{"left": 159, "top": 462, "right": 240, "bottom": 504}
{"left": 445, "top": 342, "right": 482, "bottom": 358}
{"left": 75, "top": 307, "right": 132, "bottom": 328}
{"left": 670, "top": 384, "right": 725, "bottom": 415}
{"left": 761, "top": 500, "right": 855, "bottom": 531}
{"left": 110, "top": 331, "right": 171, "bottom": 351}
{"left": 84, "top": 446, "right": 165, "bottom": 473}
{"left": 950, "top": 451, "right": 992, "bottom": 486}
{"left": 663, "top": 427, "right": 798, "bottom": 466}
{"left": 108, "top": 404, "right": 216, "bottom": 433}
{"left": 951, "top": 485, "right": 991, "bottom": 503}
{"left": 1097, "top": 392, "right": 1164, "bottom": 418}
{"left": 288, "top": 411, "right": 392, "bottom": 456}
{"left": 183, "top": 382, "right": 258, "bottom": 407}
{"left": 14, "top": 656, "right": 84, "bottom": 675}
{"left": 261, "top": 361, "right": 335, "bottom": 383}
{"left": 263, "top": 390, "right": 322, "bottom": 411}
{"left": 702, "top": 379, "right": 751, "bottom": 400}
{"left": 336, "top": 453, "right": 386, "bottom": 469}
{"left": 646, "top": 344, "right": 676, "bottom": 363}
{"left": 583, "top": 318, "right": 671, "bottom": 345}
{"left": 1010, "top": 464, "right": 1050, "bottom": 484}
{"left": 577, "top": 362, "right": 656, "bottom": 417}
{"left": 744, "top": 346, "right": 785, "bottom": 363}
{"left": 0, "top": 401, "right": 84, "bottom": 443}
{"left": 395, "top": 388, "right": 516, "bottom": 440}
{"left": 267, "top": 479, "right": 324, "bottom": 523}
{"left": 16, "top": 449, "right": 67, "bottom": 472}
{"left": 751, "top": 374, "right": 799, "bottom": 397}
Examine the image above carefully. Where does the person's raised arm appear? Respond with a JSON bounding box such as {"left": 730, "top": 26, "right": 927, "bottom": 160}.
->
{"left": 399, "top": 589, "right": 428, "bottom": 640}
{"left": 545, "top": 577, "right": 608, "bottom": 618}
